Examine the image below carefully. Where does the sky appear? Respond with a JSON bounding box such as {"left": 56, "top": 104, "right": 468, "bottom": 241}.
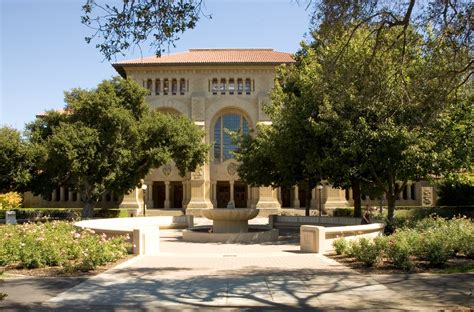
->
{"left": 0, "top": 0, "right": 312, "bottom": 130}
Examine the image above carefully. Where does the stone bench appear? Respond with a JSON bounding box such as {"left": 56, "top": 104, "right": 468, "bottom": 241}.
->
{"left": 300, "top": 223, "right": 385, "bottom": 254}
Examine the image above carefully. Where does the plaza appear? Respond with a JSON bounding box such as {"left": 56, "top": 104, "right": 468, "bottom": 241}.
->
{"left": 2, "top": 219, "right": 473, "bottom": 310}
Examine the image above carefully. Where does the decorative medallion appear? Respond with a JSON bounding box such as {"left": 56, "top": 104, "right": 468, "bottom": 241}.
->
{"left": 227, "top": 162, "right": 238, "bottom": 176}
{"left": 162, "top": 164, "right": 172, "bottom": 176}
{"left": 421, "top": 187, "right": 433, "bottom": 206}
{"left": 191, "top": 167, "right": 203, "bottom": 179}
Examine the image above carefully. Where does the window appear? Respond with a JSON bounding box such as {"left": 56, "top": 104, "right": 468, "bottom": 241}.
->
{"left": 179, "top": 78, "right": 186, "bottom": 95}
{"left": 155, "top": 79, "right": 161, "bottom": 95}
{"left": 220, "top": 78, "right": 226, "bottom": 95}
{"left": 163, "top": 79, "right": 169, "bottom": 95}
{"left": 237, "top": 78, "right": 243, "bottom": 94}
{"left": 228, "top": 79, "right": 235, "bottom": 95}
{"left": 146, "top": 79, "right": 153, "bottom": 95}
{"left": 213, "top": 114, "right": 250, "bottom": 162}
{"left": 171, "top": 79, "right": 177, "bottom": 95}
{"left": 245, "top": 78, "right": 251, "bottom": 95}
{"left": 212, "top": 78, "right": 218, "bottom": 95}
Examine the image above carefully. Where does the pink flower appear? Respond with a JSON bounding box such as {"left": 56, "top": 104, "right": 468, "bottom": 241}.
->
{"left": 73, "top": 232, "right": 81, "bottom": 239}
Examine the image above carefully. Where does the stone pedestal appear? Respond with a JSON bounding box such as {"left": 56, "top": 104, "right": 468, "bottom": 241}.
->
{"left": 323, "top": 186, "right": 349, "bottom": 214}
{"left": 256, "top": 186, "right": 281, "bottom": 210}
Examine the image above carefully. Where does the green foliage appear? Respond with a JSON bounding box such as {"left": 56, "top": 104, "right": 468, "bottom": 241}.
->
{"left": 0, "top": 208, "right": 128, "bottom": 220}
{"left": 27, "top": 77, "right": 207, "bottom": 218}
{"left": 437, "top": 173, "right": 474, "bottom": 206}
{"left": 332, "top": 237, "right": 348, "bottom": 255}
{"left": 82, "top": 0, "right": 203, "bottom": 60}
{"left": 0, "top": 127, "right": 38, "bottom": 193}
{"left": 349, "top": 237, "right": 384, "bottom": 267}
{"left": 0, "top": 221, "right": 130, "bottom": 271}
{"left": 333, "top": 208, "right": 354, "bottom": 217}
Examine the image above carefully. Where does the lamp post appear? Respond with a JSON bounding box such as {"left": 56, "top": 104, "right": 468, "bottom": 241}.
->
{"left": 141, "top": 183, "right": 148, "bottom": 216}
{"left": 317, "top": 185, "right": 323, "bottom": 217}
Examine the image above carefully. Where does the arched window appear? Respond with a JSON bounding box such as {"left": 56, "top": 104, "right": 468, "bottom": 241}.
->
{"left": 146, "top": 79, "right": 153, "bottom": 95}
{"left": 237, "top": 78, "right": 243, "bottom": 94}
{"left": 163, "top": 79, "right": 169, "bottom": 95}
{"left": 220, "top": 78, "right": 226, "bottom": 95}
{"left": 171, "top": 79, "right": 178, "bottom": 95}
{"left": 245, "top": 78, "right": 251, "bottom": 95}
{"left": 213, "top": 113, "right": 250, "bottom": 162}
{"left": 212, "top": 78, "right": 218, "bottom": 95}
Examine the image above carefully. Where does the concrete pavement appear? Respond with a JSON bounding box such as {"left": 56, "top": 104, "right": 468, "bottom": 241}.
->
{"left": 1, "top": 224, "right": 473, "bottom": 310}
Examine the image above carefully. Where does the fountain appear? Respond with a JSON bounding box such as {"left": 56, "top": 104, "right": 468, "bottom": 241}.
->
{"left": 182, "top": 207, "right": 279, "bottom": 243}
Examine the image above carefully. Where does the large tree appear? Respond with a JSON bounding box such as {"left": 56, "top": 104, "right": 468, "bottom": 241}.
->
{"left": 27, "top": 77, "right": 208, "bottom": 218}
{"left": 0, "top": 127, "right": 37, "bottom": 193}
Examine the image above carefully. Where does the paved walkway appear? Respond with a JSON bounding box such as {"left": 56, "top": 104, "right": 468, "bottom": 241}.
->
{"left": 2, "top": 222, "right": 473, "bottom": 310}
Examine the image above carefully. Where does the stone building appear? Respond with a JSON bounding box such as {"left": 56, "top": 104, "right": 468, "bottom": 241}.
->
{"left": 23, "top": 49, "right": 436, "bottom": 212}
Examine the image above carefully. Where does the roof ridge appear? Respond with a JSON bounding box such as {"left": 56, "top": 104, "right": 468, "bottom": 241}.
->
{"left": 189, "top": 48, "right": 274, "bottom": 52}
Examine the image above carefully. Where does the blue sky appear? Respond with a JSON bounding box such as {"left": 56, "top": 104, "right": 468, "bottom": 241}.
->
{"left": 1, "top": 0, "right": 312, "bottom": 130}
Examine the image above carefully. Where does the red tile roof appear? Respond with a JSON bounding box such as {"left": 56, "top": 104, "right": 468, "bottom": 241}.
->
{"left": 113, "top": 49, "right": 294, "bottom": 77}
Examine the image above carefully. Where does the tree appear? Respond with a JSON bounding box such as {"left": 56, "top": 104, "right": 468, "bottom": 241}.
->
{"left": 313, "top": 25, "right": 472, "bottom": 222}
{"left": 27, "top": 77, "right": 208, "bottom": 218}
{"left": 82, "top": 0, "right": 206, "bottom": 60}
{"left": 0, "top": 127, "right": 37, "bottom": 193}
{"left": 236, "top": 56, "right": 332, "bottom": 217}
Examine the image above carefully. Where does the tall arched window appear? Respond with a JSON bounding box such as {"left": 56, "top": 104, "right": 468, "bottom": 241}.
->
{"left": 214, "top": 113, "right": 250, "bottom": 162}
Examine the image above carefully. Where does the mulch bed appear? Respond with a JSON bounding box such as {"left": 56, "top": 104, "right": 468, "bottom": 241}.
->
{"left": 327, "top": 252, "right": 474, "bottom": 274}
{"left": 1, "top": 255, "right": 135, "bottom": 278}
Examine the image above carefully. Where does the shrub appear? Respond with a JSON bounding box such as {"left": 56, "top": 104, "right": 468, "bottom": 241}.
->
{"left": 332, "top": 237, "right": 348, "bottom": 255}
{"left": 385, "top": 230, "right": 418, "bottom": 270}
{"left": 333, "top": 208, "right": 354, "bottom": 217}
{"left": 0, "top": 221, "right": 130, "bottom": 271}
{"left": 350, "top": 237, "right": 383, "bottom": 267}
{"left": 437, "top": 173, "right": 474, "bottom": 206}
{"left": 0, "top": 192, "right": 22, "bottom": 209}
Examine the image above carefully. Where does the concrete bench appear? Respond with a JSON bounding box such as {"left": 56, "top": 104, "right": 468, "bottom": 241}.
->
{"left": 300, "top": 223, "right": 385, "bottom": 254}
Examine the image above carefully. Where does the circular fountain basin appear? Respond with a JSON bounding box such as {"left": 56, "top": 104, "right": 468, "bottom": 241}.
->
{"left": 183, "top": 208, "right": 279, "bottom": 243}
{"left": 202, "top": 208, "right": 259, "bottom": 233}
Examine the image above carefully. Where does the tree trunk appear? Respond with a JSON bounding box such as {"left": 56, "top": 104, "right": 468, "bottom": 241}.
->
{"left": 351, "top": 179, "right": 362, "bottom": 218}
{"left": 82, "top": 201, "right": 96, "bottom": 219}
{"left": 386, "top": 195, "right": 396, "bottom": 223}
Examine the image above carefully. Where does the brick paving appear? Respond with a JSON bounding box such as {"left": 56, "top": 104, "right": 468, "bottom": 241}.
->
{"left": 40, "top": 224, "right": 474, "bottom": 310}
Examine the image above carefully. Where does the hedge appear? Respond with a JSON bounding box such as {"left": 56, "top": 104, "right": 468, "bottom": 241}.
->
{"left": 0, "top": 208, "right": 129, "bottom": 220}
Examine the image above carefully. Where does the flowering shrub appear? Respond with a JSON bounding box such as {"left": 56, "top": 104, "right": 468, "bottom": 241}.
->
{"left": 332, "top": 237, "right": 348, "bottom": 255}
{"left": 334, "top": 216, "right": 473, "bottom": 270}
{"left": 0, "top": 221, "right": 130, "bottom": 271}
{"left": 0, "top": 192, "right": 22, "bottom": 209}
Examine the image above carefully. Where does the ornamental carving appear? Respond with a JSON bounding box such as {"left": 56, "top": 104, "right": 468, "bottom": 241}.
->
{"left": 192, "top": 167, "right": 204, "bottom": 179}
{"left": 162, "top": 164, "right": 172, "bottom": 177}
{"left": 421, "top": 187, "right": 433, "bottom": 206}
{"left": 227, "top": 162, "right": 238, "bottom": 176}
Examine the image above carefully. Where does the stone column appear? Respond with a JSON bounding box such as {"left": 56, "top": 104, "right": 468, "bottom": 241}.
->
{"left": 229, "top": 181, "right": 235, "bottom": 205}
{"left": 256, "top": 186, "right": 281, "bottom": 212}
{"left": 60, "top": 187, "right": 66, "bottom": 202}
{"left": 164, "top": 181, "right": 171, "bottom": 209}
{"left": 146, "top": 183, "right": 154, "bottom": 209}
{"left": 68, "top": 190, "right": 74, "bottom": 202}
{"left": 310, "top": 188, "right": 318, "bottom": 209}
{"left": 406, "top": 183, "right": 411, "bottom": 201}
{"left": 292, "top": 185, "right": 300, "bottom": 208}
{"left": 52, "top": 190, "right": 57, "bottom": 202}
{"left": 324, "top": 185, "right": 349, "bottom": 214}
{"left": 211, "top": 181, "right": 217, "bottom": 208}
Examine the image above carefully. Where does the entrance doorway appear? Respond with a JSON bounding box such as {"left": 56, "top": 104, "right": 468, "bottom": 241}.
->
{"left": 281, "top": 186, "right": 291, "bottom": 208}
{"left": 234, "top": 182, "right": 248, "bottom": 208}
{"left": 152, "top": 181, "right": 165, "bottom": 208}
{"left": 171, "top": 182, "right": 183, "bottom": 209}
{"left": 216, "top": 181, "right": 230, "bottom": 208}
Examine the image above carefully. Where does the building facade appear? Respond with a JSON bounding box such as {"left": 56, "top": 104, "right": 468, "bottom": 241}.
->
{"left": 23, "top": 49, "right": 436, "bottom": 212}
